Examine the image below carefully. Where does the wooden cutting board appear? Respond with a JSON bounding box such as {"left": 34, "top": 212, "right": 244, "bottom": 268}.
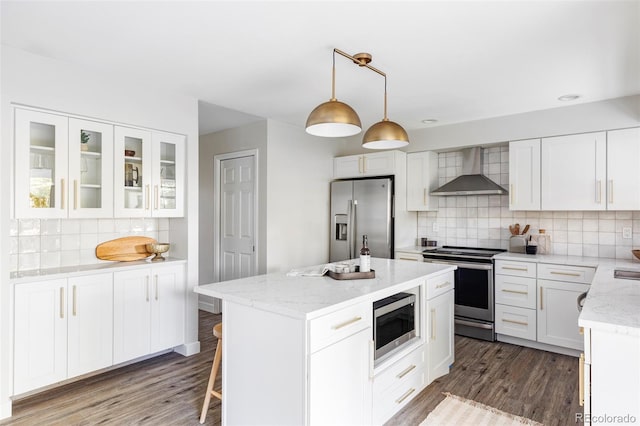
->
{"left": 95, "top": 236, "right": 157, "bottom": 261}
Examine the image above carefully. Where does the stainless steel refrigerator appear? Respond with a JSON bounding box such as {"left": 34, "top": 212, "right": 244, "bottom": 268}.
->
{"left": 330, "top": 177, "right": 393, "bottom": 262}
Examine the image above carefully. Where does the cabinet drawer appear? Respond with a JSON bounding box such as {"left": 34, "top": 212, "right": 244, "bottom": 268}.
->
{"left": 495, "top": 304, "right": 537, "bottom": 341}
{"left": 495, "top": 275, "right": 537, "bottom": 309}
{"left": 538, "top": 263, "right": 595, "bottom": 284}
{"left": 425, "top": 271, "right": 454, "bottom": 300}
{"left": 495, "top": 260, "right": 537, "bottom": 278}
{"left": 373, "top": 368, "right": 425, "bottom": 425}
{"left": 309, "top": 302, "right": 370, "bottom": 353}
{"left": 373, "top": 344, "right": 424, "bottom": 395}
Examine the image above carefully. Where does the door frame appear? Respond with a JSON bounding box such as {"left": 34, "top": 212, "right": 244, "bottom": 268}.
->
{"left": 213, "top": 149, "right": 259, "bottom": 284}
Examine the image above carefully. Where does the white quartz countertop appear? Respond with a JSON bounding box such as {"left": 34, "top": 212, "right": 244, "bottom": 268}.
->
{"left": 495, "top": 252, "right": 640, "bottom": 336}
{"left": 195, "top": 258, "right": 455, "bottom": 320}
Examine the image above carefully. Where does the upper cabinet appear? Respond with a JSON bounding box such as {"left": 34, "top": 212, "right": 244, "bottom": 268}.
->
{"left": 334, "top": 151, "right": 399, "bottom": 179}
{"left": 606, "top": 127, "right": 640, "bottom": 210}
{"left": 406, "top": 151, "right": 439, "bottom": 211}
{"left": 541, "top": 132, "right": 607, "bottom": 211}
{"left": 14, "top": 107, "right": 185, "bottom": 219}
{"left": 114, "top": 127, "right": 185, "bottom": 218}
{"left": 15, "top": 109, "right": 114, "bottom": 219}
{"left": 509, "top": 139, "right": 541, "bottom": 211}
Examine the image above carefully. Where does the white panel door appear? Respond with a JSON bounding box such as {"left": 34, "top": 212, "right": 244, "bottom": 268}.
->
{"left": 220, "top": 156, "right": 256, "bottom": 281}
{"left": 607, "top": 127, "right": 640, "bottom": 210}
{"left": 541, "top": 132, "right": 606, "bottom": 210}
{"left": 427, "top": 290, "right": 454, "bottom": 382}
{"left": 67, "top": 273, "right": 113, "bottom": 378}
{"left": 14, "top": 279, "right": 67, "bottom": 394}
{"left": 538, "top": 279, "right": 589, "bottom": 350}
{"left": 113, "top": 269, "right": 151, "bottom": 364}
{"left": 150, "top": 264, "right": 185, "bottom": 352}
{"left": 509, "top": 138, "right": 541, "bottom": 210}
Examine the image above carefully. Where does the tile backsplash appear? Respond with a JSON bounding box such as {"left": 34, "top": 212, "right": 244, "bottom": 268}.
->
{"left": 417, "top": 146, "right": 640, "bottom": 260}
{"left": 9, "top": 218, "right": 170, "bottom": 272}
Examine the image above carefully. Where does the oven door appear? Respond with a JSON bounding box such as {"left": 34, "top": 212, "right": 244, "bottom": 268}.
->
{"left": 453, "top": 262, "right": 494, "bottom": 322}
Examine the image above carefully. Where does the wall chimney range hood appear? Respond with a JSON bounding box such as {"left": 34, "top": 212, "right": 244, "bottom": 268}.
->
{"left": 431, "top": 147, "right": 508, "bottom": 196}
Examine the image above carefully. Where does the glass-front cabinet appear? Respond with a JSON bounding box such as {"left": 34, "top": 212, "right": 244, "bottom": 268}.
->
{"left": 15, "top": 109, "right": 115, "bottom": 219}
{"left": 114, "top": 127, "right": 184, "bottom": 217}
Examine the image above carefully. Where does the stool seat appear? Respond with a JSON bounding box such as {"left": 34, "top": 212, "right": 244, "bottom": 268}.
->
{"left": 200, "top": 322, "right": 223, "bottom": 424}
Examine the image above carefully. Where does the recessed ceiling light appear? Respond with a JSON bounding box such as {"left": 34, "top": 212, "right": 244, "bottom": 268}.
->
{"left": 558, "top": 94, "right": 581, "bottom": 101}
{"left": 421, "top": 118, "right": 438, "bottom": 124}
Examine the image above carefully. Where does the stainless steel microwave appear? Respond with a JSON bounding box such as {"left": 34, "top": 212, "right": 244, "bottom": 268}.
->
{"left": 373, "top": 292, "right": 417, "bottom": 360}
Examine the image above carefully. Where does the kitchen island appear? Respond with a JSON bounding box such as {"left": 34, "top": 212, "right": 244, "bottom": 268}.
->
{"left": 195, "top": 258, "right": 456, "bottom": 425}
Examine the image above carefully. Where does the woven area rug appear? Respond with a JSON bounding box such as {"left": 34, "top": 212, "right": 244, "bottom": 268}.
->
{"left": 420, "top": 393, "right": 544, "bottom": 426}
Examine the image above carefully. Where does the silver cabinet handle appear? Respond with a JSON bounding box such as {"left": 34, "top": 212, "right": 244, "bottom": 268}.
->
{"left": 502, "top": 266, "right": 528, "bottom": 272}
{"left": 155, "top": 275, "right": 159, "bottom": 301}
{"left": 146, "top": 276, "right": 150, "bottom": 302}
{"left": 358, "top": 156, "right": 363, "bottom": 174}
{"left": 540, "top": 287, "right": 544, "bottom": 310}
{"left": 60, "top": 178, "right": 66, "bottom": 209}
{"left": 596, "top": 180, "right": 602, "bottom": 204}
{"left": 423, "top": 188, "right": 427, "bottom": 206}
{"left": 72, "top": 285, "right": 77, "bottom": 316}
{"left": 332, "top": 316, "right": 362, "bottom": 330}
{"left": 579, "top": 353, "right": 585, "bottom": 407}
{"left": 154, "top": 185, "right": 159, "bottom": 210}
{"left": 60, "top": 287, "right": 65, "bottom": 319}
{"left": 397, "top": 364, "right": 416, "bottom": 379}
{"left": 399, "top": 257, "right": 418, "bottom": 261}
{"left": 395, "top": 388, "right": 416, "bottom": 404}
{"left": 435, "top": 281, "right": 451, "bottom": 289}
{"left": 145, "top": 184, "right": 150, "bottom": 210}
{"left": 73, "top": 180, "right": 78, "bottom": 210}
{"left": 550, "top": 271, "right": 581, "bottom": 277}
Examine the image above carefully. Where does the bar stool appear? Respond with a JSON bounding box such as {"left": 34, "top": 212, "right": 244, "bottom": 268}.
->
{"left": 199, "top": 322, "right": 222, "bottom": 424}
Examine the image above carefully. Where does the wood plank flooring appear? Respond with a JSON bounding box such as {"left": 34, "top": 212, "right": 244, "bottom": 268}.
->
{"left": 3, "top": 311, "right": 581, "bottom": 425}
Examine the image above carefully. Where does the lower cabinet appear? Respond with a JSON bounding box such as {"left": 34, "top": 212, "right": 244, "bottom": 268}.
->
{"left": 427, "top": 290, "right": 454, "bottom": 382}
{"left": 13, "top": 273, "right": 113, "bottom": 395}
{"left": 113, "top": 263, "right": 185, "bottom": 364}
{"left": 537, "top": 279, "right": 589, "bottom": 350}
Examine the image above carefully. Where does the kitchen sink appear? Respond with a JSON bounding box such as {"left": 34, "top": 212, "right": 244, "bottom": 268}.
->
{"left": 613, "top": 269, "right": 640, "bottom": 280}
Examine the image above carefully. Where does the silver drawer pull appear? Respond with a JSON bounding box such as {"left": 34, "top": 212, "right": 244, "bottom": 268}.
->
{"left": 396, "top": 364, "right": 416, "bottom": 379}
{"left": 550, "top": 271, "right": 581, "bottom": 277}
{"left": 435, "top": 281, "right": 451, "bottom": 289}
{"left": 332, "top": 316, "right": 362, "bottom": 330}
{"left": 501, "top": 289, "right": 528, "bottom": 295}
{"left": 502, "top": 318, "right": 528, "bottom": 326}
{"left": 399, "top": 257, "right": 418, "bottom": 261}
{"left": 395, "top": 388, "right": 416, "bottom": 404}
{"left": 503, "top": 266, "right": 528, "bottom": 272}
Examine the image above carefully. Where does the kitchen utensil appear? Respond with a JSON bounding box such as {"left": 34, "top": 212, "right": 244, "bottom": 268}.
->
{"left": 96, "top": 236, "right": 156, "bottom": 261}
{"left": 514, "top": 223, "right": 520, "bottom": 235}
{"left": 146, "top": 242, "right": 170, "bottom": 261}
{"left": 509, "top": 225, "right": 516, "bottom": 235}
{"left": 521, "top": 224, "right": 530, "bottom": 235}
{"left": 509, "top": 235, "right": 526, "bottom": 253}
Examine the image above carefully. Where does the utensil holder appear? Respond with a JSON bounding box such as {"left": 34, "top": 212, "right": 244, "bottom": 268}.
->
{"left": 509, "top": 235, "right": 526, "bottom": 253}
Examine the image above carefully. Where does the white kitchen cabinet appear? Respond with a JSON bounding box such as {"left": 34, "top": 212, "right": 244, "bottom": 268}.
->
{"left": 333, "top": 151, "right": 400, "bottom": 179}
{"left": 538, "top": 279, "right": 589, "bottom": 351}
{"left": 309, "top": 327, "right": 371, "bottom": 425}
{"left": 406, "top": 151, "right": 439, "bottom": 211}
{"left": 395, "top": 250, "right": 424, "bottom": 262}
{"left": 541, "top": 132, "right": 606, "bottom": 210}
{"left": 606, "top": 127, "right": 640, "bottom": 210}
{"left": 15, "top": 109, "right": 115, "bottom": 219}
{"left": 112, "top": 126, "right": 185, "bottom": 218}
{"left": 113, "top": 263, "right": 185, "bottom": 364}
{"left": 13, "top": 273, "right": 113, "bottom": 395}
{"left": 581, "top": 328, "right": 640, "bottom": 426}
{"left": 509, "top": 138, "right": 540, "bottom": 210}
{"left": 427, "top": 290, "right": 454, "bottom": 382}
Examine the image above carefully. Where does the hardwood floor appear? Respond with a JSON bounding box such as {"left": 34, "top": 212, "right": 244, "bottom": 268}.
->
{"left": 3, "top": 311, "right": 580, "bottom": 425}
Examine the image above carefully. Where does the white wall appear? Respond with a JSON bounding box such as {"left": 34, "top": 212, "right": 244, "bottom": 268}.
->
{"left": 0, "top": 46, "right": 200, "bottom": 419}
{"left": 265, "top": 120, "right": 344, "bottom": 273}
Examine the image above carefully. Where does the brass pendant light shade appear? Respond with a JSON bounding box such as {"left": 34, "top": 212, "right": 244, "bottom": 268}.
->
{"left": 362, "top": 119, "right": 409, "bottom": 149}
{"left": 305, "top": 99, "right": 362, "bottom": 137}
{"left": 306, "top": 48, "right": 409, "bottom": 149}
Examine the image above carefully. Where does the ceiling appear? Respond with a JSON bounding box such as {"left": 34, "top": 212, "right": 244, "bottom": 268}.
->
{"left": 2, "top": 1, "right": 639, "bottom": 136}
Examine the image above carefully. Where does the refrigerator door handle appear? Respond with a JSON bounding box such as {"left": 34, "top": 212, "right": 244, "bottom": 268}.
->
{"left": 352, "top": 200, "right": 358, "bottom": 258}
{"left": 347, "top": 200, "right": 353, "bottom": 259}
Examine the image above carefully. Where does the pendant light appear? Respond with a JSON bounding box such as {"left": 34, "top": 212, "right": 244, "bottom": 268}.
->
{"left": 305, "top": 50, "right": 362, "bottom": 137}
{"left": 306, "top": 48, "right": 409, "bottom": 149}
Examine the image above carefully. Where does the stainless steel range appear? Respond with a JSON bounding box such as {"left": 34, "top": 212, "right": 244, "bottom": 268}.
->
{"left": 422, "top": 246, "right": 506, "bottom": 341}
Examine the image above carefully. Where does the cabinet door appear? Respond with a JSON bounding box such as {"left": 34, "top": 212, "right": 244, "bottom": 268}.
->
{"left": 537, "top": 280, "right": 589, "bottom": 350}
{"left": 427, "top": 290, "right": 454, "bottom": 382}
{"left": 68, "top": 119, "right": 114, "bottom": 218}
{"left": 67, "top": 273, "right": 113, "bottom": 378}
{"left": 607, "top": 127, "right": 640, "bottom": 210}
{"left": 406, "top": 151, "right": 438, "bottom": 211}
{"left": 363, "top": 151, "right": 396, "bottom": 176}
{"left": 14, "top": 109, "right": 69, "bottom": 218}
{"left": 14, "top": 279, "right": 67, "bottom": 394}
{"left": 309, "top": 327, "right": 371, "bottom": 425}
{"left": 509, "top": 139, "right": 540, "bottom": 210}
{"left": 541, "top": 132, "right": 606, "bottom": 210}
{"left": 151, "top": 131, "right": 185, "bottom": 217}
{"left": 334, "top": 155, "right": 362, "bottom": 179}
{"left": 113, "top": 268, "right": 152, "bottom": 364}
{"left": 114, "top": 126, "right": 152, "bottom": 217}
{"left": 150, "top": 264, "right": 185, "bottom": 352}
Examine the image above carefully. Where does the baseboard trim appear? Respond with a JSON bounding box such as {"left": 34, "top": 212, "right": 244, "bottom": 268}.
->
{"left": 175, "top": 341, "right": 200, "bottom": 357}
{"left": 497, "top": 334, "right": 581, "bottom": 357}
{"left": 198, "top": 299, "right": 221, "bottom": 314}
